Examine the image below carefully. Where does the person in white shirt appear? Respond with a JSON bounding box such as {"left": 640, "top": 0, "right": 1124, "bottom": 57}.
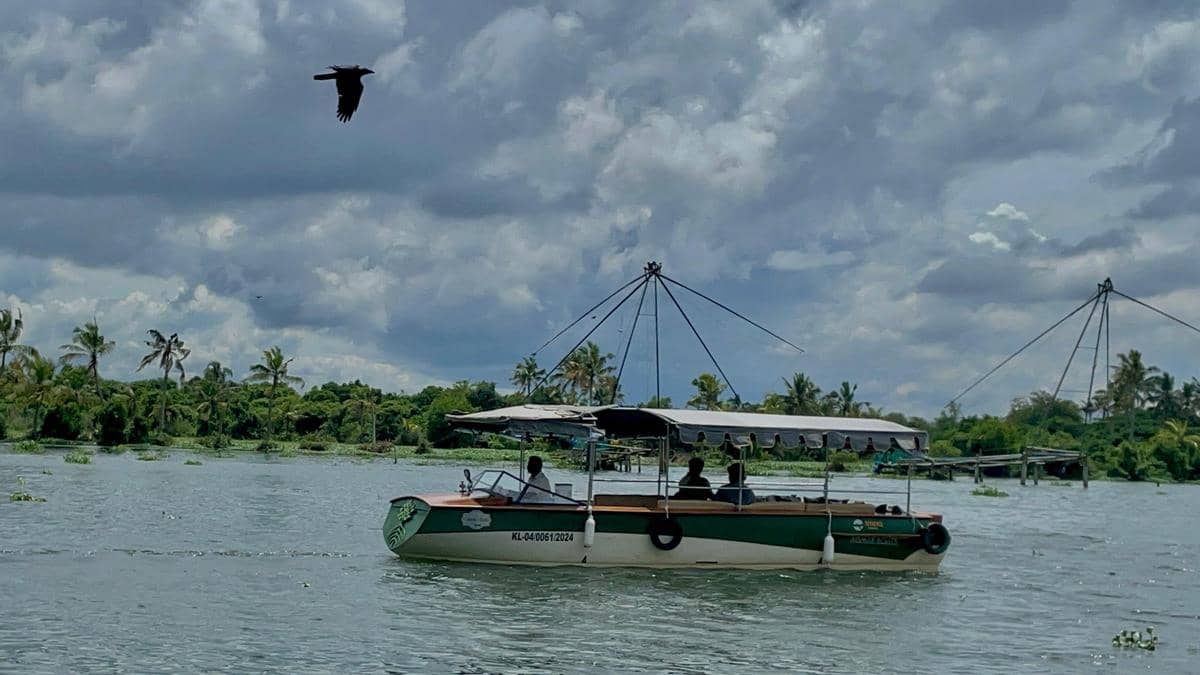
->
{"left": 520, "top": 455, "right": 555, "bottom": 503}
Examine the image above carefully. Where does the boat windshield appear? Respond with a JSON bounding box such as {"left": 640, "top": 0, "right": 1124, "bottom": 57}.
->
{"left": 468, "top": 470, "right": 583, "bottom": 505}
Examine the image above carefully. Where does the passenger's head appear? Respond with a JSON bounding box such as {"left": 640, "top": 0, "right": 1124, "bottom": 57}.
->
{"left": 527, "top": 455, "right": 544, "bottom": 476}
{"left": 727, "top": 462, "right": 745, "bottom": 484}
{"left": 688, "top": 456, "right": 705, "bottom": 474}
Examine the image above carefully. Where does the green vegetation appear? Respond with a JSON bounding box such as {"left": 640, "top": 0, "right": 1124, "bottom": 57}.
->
{"left": 184, "top": 459, "right": 202, "bottom": 466}
{"left": 64, "top": 449, "right": 92, "bottom": 464}
{"left": 12, "top": 440, "right": 44, "bottom": 454}
{"left": 971, "top": 485, "right": 1009, "bottom": 497}
{"left": 9, "top": 476, "right": 46, "bottom": 502}
{"left": 1, "top": 308, "right": 1199, "bottom": 483}
{"left": 1113, "top": 627, "right": 1158, "bottom": 651}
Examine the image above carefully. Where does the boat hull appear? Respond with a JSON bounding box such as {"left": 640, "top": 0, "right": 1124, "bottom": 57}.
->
{"left": 383, "top": 495, "right": 947, "bottom": 571}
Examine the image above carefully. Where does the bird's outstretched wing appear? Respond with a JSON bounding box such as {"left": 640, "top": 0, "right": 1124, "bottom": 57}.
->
{"left": 335, "top": 77, "right": 364, "bottom": 123}
{"left": 313, "top": 71, "right": 337, "bottom": 80}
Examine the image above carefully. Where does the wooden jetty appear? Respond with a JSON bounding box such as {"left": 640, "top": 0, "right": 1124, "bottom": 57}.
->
{"left": 877, "top": 446, "right": 1089, "bottom": 488}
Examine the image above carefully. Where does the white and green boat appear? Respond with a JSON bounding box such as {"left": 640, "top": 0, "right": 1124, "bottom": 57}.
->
{"left": 383, "top": 405, "right": 950, "bottom": 571}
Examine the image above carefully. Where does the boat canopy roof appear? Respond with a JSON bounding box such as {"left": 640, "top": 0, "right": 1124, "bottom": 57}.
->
{"left": 447, "top": 404, "right": 607, "bottom": 440}
{"left": 449, "top": 405, "right": 927, "bottom": 451}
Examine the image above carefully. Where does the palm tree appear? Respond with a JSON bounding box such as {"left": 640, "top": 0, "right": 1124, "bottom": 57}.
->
{"left": 137, "top": 330, "right": 190, "bottom": 436}
{"left": 511, "top": 356, "right": 545, "bottom": 397}
{"left": 59, "top": 319, "right": 116, "bottom": 399}
{"left": 833, "top": 381, "right": 867, "bottom": 417}
{"left": 15, "top": 352, "right": 58, "bottom": 438}
{"left": 196, "top": 361, "right": 234, "bottom": 438}
{"left": 1109, "top": 350, "right": 1159, "bottom": 413}
{"left": 0, "top": 308, "right": 32, "bottom": 372}
{"left": 245, "top": 346, "right": 303, "bottom": 445}
{"left": 688, "top": 372, "right": 725, "bottom": 410}
{"left": 559, "top": 342, "right": 614, "bottom": 405}
{"left": 1147, "top": 372, "right": 1180, "bottom": 418}
{"left": 1158, "top": 420, "right": 1200, "bottom": 452}
{"left": 781, "top": 373, "right": 822, "bottom": 415}
{"left": 1182, "top": 378, "right": 1200, "bottom": 420}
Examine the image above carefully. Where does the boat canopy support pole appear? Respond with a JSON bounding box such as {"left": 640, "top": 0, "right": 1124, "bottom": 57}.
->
{"left": 661, "top": 436, "right": 670, "bottom": 517}
{"left": 586, "top": 439, "right": 596, "bottom": 505}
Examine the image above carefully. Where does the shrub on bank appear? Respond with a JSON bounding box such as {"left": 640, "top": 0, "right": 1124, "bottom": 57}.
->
{"left": 359, "top": 440, "right": 394, "bottom": 454}
{"left": 200, "top": 434, "right": 230, "bottom": 450}
{"left": 95, "top": 399, "right": 131, "bottom": 447}
{"left": 64, "top": 450, "right": 92, "bottom": 464}
{"left": 827, "top": 450, "right": 858, "bottom": 472}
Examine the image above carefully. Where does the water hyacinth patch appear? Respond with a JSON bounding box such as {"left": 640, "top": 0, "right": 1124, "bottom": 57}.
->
{"left": 971, "top": 485, "right": 1009, "bottom": 497}
{"left": 12, "top": 440, "right": 44, "bottom": 454}
{"left": 1112, "top": 627, "right": 1158, "bottom": 651}
{"left": 64, "top": 450, "right": 92, "bottom": 464}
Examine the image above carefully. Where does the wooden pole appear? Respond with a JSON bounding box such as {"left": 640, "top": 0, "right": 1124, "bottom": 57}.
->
{"left": 974, "top": 447, "right": 982, "bottom": 484}
{"left": 1020, "top": 447, "right": 1028, "bottom": 486}
{"left": 1033, "top": 462, "right": 1040, "bottom": 485}
{"left": 1081, "top": 453, "right": 1089, "bottom": 489}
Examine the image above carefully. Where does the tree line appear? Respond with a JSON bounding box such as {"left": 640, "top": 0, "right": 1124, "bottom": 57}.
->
{"left": 2, "top": 308, "right": 1198, "bottom": 481}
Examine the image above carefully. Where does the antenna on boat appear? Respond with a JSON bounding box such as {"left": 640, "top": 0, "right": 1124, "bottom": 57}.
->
{"left": 528, "top": 261, "right": 805, "bottom": 405}
{"left": 947, "top": 277, "right": 1200, "bottom": 417}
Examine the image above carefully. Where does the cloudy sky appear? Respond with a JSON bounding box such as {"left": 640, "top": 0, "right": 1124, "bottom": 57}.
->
{"left": 3, "top": 0, "right": 1200, "bottom": 417}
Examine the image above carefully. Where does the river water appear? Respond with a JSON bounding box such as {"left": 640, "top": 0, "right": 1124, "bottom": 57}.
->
{"left": 1, "top": 449, "right": 1196, "bottom": 673}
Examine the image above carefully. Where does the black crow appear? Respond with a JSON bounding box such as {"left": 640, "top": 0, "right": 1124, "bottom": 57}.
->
{"left": 313, "top": 65, "right": 374, "bottom": 122}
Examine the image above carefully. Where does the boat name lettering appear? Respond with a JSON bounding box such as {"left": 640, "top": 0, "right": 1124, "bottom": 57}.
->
{"left": 511, "top": 531, "right": 575, "bottom": 543}
{"left": 864, "top": 519, "right": 884, "bottom": 529}
{"left": 461, "top": 510, "right": 492, "bottom": 530}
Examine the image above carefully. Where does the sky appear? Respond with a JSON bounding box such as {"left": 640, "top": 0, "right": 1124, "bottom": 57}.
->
{"left": 2, "top": 0, "right": 1200, "bottom": 418}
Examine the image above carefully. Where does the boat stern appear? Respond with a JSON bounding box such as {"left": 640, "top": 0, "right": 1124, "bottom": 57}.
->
{"left": 383, "top": 497, "right": 432, "bottom": 554}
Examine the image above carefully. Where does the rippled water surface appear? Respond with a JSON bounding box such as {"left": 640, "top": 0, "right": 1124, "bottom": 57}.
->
{"left": 2, "top": 449, "right": 1198, "bottom": 673}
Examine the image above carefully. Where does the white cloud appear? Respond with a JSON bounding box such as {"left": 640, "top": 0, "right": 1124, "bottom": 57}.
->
{"left": 986, "top": 202, "right": 1030, "bottom": 221}
{"left": 968, "top": 231, "right": 1012, "bottom": 251}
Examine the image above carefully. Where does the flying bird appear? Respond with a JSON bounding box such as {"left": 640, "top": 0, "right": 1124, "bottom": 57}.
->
{"left": 313, "top": 65, "right": 374, "bottom": 122}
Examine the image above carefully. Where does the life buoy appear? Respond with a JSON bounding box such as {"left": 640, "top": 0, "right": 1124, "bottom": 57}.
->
{"left": 920, "top": 522, "right": 951, "bottom": 555}
{"left": 647, "top": 516, "right": 683, "bottom": 551}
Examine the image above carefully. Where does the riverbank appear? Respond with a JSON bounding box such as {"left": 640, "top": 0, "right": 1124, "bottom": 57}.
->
{"left": 0, "top": 439, "right": 1158, "bottom": 485}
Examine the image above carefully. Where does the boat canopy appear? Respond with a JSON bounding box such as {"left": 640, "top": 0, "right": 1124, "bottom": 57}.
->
{"left": 447, "top": 404, "right": 609, "bottom": 440}
{"left": 593, "top": 408, "right": 926, "bottom": 451}
{"left": 450, "top": 405, "right": 926, "bottom": 451}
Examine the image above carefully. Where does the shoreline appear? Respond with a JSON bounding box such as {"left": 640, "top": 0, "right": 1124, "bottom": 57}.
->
{"left": 0, "top": 440, "right": 1157, "bottom": 484}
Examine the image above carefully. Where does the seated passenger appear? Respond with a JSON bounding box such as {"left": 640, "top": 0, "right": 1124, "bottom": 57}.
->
{"left": 714, "top": 462, "right": 755, "bottom": 505}
{"left": 673, "top": 457, "right": 713, "bottom": 500}
{"left": 519, "top": 455, "right": 555, "bottom": 503}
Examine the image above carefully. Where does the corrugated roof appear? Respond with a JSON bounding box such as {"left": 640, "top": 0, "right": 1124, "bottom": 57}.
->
{"left": 593, "top": 408, "right": 926, "bottom": 451}
{"left": 448, "top": 405, "right": 926, "bottom": 451}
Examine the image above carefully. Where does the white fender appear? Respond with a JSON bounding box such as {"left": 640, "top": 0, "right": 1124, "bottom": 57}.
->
{"left": 584, "top": 514, "right": 596, "bottom": 548}
{"left": 822, "top": 533, "right": 835, "bottom": 564}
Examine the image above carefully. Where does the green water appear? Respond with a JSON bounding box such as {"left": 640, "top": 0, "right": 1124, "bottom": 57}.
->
{"left": 2, "top": 450, "right": 1196, "bottom": 673}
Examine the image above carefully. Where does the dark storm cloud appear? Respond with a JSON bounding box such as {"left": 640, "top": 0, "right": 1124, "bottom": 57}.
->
{"left": 3, "top": 0, "right": 1200, "bottom": 415}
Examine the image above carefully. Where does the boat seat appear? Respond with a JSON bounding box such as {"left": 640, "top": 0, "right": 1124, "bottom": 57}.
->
{"left": 817, "top": 502, "right": 878, "bottom": 515}
{"left": 743, "top": 501, "right": 810, "bottom": 512}
{"left": 656, "top": 499, "right": 736, "bottom": 511}
{"left": 594, "top": 494, "right": 661, "bottom": 508}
